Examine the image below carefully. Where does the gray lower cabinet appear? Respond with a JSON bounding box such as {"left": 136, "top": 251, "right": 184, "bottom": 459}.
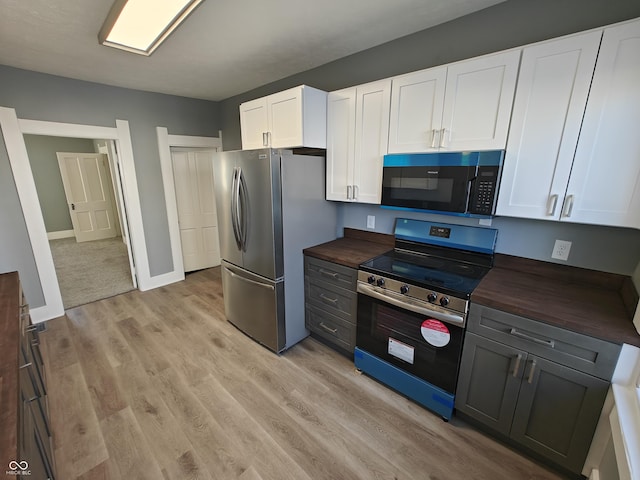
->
{"left": 304, "top": 256, "right": 357, "bottom": 354}
{"left": 456, "top": 304, "right": 620, "bottom": 476}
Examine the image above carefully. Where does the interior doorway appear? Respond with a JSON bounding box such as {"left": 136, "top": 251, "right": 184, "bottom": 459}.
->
{"left": 24, "top": 135, "right": 136, "bottom": 309}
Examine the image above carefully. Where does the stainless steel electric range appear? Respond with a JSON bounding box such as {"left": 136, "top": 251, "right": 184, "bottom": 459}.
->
{"left": 354, "top": 218, "right": 498, "bottom": 420}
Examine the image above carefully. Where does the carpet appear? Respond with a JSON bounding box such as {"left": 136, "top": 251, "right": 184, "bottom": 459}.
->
{"left": 49, "top": 236, "right": 134, "bottom": 309}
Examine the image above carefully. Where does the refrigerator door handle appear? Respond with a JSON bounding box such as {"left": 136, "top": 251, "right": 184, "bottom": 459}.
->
{"left": 238, "top": 167, "right": 249, "bottom": 252}
{"left": 231, "top": 167, "right": 242, "bottom": 250}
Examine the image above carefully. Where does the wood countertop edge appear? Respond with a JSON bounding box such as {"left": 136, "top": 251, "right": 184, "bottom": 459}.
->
{"left": 0, "top": 271, "right": 20, "bottom": 463}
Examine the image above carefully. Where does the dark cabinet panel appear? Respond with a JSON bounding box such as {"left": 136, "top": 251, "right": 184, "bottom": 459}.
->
{"left": 511, "top": 355, "right": 608, "bottom": 473}
{"left": 456, "top": 332, "right": 524, "bottom": 436}
{"left": 457, "top": 304, "right": 619, "bottom": 476}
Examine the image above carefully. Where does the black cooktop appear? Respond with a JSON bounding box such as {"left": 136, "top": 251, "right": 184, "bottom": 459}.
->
{"left": 359, "top": 249, "right": 491, "bottom": 298}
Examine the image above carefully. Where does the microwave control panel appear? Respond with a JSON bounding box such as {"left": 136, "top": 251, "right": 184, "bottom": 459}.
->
{"left": 469, "top": 166, "right": 500, "bottom": 215}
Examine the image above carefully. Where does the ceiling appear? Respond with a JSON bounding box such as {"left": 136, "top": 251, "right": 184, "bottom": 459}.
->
{"left": 0, "top": 0, "right": 505, "bottom": 102}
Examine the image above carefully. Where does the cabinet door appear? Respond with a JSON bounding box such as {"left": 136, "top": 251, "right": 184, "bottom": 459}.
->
{"left": 352, "top": 79, "right": 391, "bottom": 204}
{"left": 388, "top": 67, "right": 446, "bottom": 153}
{"left": 496, "top": 31, "right": 601, "bottom": 220}
{"left": 267, "top": 87, "right": 303, "bottom": 148}
{"left": 240, "top": 97, "right": 268, "bottom": 149}
{"left": 455, "top": 333, "right": 525, "bottom": 436}
{"left": 441, "top": 50, "right": 520, "bottom": 151}
{"left": 326, "top": 88, "right": 356, "bottom": 201}
{"left": 511, "top": 355, "right": 608, "bottom": 474}
{"left": 565, "top": 19, "right": 640, "bottom": 228}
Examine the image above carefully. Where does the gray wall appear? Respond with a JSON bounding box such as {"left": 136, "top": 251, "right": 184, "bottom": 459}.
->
{"left": 218, "top": 0, "right": 640, "bottom": 275}
{"left": 0, "top": 66, "right": 220, "bottom": 307}
{"left": 24, "top": 135, "right": 96, "bottom": 233}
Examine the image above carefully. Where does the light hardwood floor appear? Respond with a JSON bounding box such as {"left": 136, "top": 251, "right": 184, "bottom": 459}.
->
{"left": 40, "top": 267, "right": 568, "bottom": 479}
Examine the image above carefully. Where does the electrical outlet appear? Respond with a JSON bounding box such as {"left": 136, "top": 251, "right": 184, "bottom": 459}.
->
{"left": 552, "top": 239, "right": 572, "bottom": 261}
{"left": 367, "top": 215, "right": 375, "bottom": 229}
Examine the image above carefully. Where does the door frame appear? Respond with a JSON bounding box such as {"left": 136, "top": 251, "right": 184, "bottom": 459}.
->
{"left": 0, "top": 106, "right": 149, "bottom": 322}
{"left": 156, "top": 127, "right": 222, "bottom": 277}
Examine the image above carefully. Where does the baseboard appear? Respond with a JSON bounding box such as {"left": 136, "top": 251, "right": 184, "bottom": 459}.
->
{"left": 47, "top": 230, "right": 75, "bottom": 240}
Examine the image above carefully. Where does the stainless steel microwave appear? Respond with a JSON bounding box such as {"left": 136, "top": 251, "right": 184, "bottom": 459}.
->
{"left": 381, "top": 150, "right": 504, "bottom": 217}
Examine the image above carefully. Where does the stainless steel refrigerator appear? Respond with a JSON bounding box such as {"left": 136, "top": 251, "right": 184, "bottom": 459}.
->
{"left": 213, "top": 148, "right": 337, "bottom": 353}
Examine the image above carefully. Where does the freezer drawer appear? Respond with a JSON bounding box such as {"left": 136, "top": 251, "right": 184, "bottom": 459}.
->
{"left": 221, "top": 260, "right": 285, "bottom": 353}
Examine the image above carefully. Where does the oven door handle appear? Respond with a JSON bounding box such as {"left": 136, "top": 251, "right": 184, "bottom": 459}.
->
{"left": 357, "top": 283, "right": 465, "bottom": 328}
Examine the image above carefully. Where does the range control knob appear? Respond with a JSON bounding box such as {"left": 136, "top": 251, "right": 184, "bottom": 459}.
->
{"left": 376, "top": 277, "right": 385, "bottom": 287}
{"left": 367, "top": 275, "right": 376, "bottom": 284}
{"left": 400, "top": 284, "right": 409, "bottom": 295}
{"left": 440, "top": 296, "right": 450, "bottom": 307}
{"left": 427, "top": 292, "right": 437, "bottom": 303}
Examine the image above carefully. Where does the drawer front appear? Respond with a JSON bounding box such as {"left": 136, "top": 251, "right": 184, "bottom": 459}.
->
{"left": 306, "top": 305, "right": 356, "bottom": 351}
{"left": 305, "top": 256, "right": 357, "bottom": 290}
{"left": 468, "top": 304, "right": 621, "bottom": 380}
{"left": 305, "top": 276, "right": 357, "bottom": 321}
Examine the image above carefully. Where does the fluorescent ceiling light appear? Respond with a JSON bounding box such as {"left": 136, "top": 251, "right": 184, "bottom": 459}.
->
{"left": 99, "top": 0, "right": 203, "bottom": 56}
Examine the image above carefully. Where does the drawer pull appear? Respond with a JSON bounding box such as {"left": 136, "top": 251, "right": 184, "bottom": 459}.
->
{"left": 527, "top": 359, "right": 537, "bottom": 384}
{"left": 319, "top": 322, "right": 338, "bottom": 334}
{"left": 319, "top": 293, "right": 338, "bottom": 305}
{"left": 26, "top": 325, "right": 38, "bottom": 332}
{"left": 20, "top": 362, "right": 33, "bottom": 369}
{"left": 509, "top": 328, "right": 555, "bottom": 348}
{"left": 511, "top": 353, "right": 523, "bottom": 378}
{"left": 319, "top": 268, "right": 339, "bottom": 279}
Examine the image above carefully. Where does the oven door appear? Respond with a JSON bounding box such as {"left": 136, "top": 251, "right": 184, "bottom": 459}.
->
{"left": 356, "top": 285, "right": 465, "bottom": 395}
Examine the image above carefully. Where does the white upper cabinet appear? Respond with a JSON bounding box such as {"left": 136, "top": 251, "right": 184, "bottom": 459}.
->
{"left": 498, "top": 18, "right": 640, "bottom": 229}
{"left": 388, "top": 50, "right": 520, "bottom": 153}
{"left": 239, "top": 85, "right": 327, "bottom": 150}
{"left": 326, "top": 88, "right": 356, "bottom": 202}
{"left": 326, "top": 79, "right": 391, "bottom": 203}
{"left": 566, "top": 19, "right": 640, "bottom": 228}
{"left": 388, "top": 67, "right": 446, "bottom": 153}
{"left": 496, "top": 31, "right": 602, "bottom": 220}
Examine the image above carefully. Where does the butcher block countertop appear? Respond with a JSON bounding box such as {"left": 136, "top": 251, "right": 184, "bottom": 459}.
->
{"left": 0, "top": 272, "right": 20, "bottom": 465}
{"left": 472, "top": 254, "right": 640, "bottom": 347}
{"left": 304, "top": 230, "right": 639, "bottom": 347}
{"left": 303, "top": 228, "right": 394, "bottom": 269}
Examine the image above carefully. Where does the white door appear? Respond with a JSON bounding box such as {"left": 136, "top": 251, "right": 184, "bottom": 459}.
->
{"left": 353, "top": 79, "right": 391, "bottom": 204}
{"left": 388, "top": 66, "right": 447, "bottom": 153}
{"left": 56, "top": 152, "right": 119, "bottom": 242}
{"left": 496, "top": 31, "right": 602, "bottom": 220}
{"left": 240, "top": 97, "right": 268, "bottom": 149}
{"left": 171, "top": 149, "right": 221, "bottom": 272}
{"left": 565, "top": 19, "right": 640, "bottom": 228}
{"left": 326, "top": 87, "right": 356, "bottom": 201}
{"left": 441, "top": 50, "right": 520, "bottom": 151}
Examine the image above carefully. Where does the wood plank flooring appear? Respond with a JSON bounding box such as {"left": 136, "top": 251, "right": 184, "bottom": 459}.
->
{"left": 40, "top": 267, "right": 568, "bottom": 479}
